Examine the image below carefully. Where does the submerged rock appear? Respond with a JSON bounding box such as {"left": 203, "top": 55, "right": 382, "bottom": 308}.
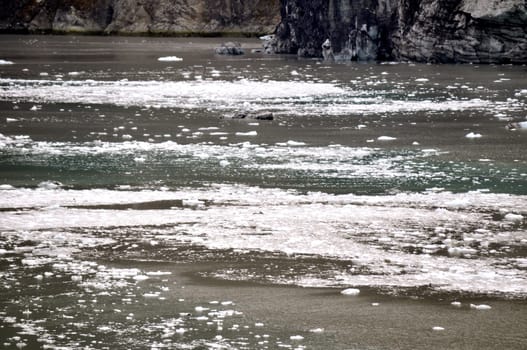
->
{"left": 215, "top": 42, "right": 245, "bottom": 55}
{"left": 224, "top": 112, "right": 274, "bottom": 120}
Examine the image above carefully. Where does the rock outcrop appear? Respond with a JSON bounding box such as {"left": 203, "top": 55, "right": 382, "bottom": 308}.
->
{"left": 274, "top": 0, "right": 527, "bottom": 63}
{"left": 2, "top": 0, "right": 525, "bottom": 63}
{"left": 0, "top": 0, "right": 280, "bottom": 35}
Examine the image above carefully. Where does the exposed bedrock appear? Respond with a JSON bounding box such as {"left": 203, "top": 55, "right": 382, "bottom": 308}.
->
{"left": 0, "top": 0, "right": 281, "bottom": 35}
{"left": 274, "top": 0, "right": 527, "bottom": 63}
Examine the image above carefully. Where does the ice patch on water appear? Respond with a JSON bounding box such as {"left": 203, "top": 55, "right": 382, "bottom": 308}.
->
{"left": 0, "top": 59, "right": 14, "bottom": 65}
{"left": 0, "top": 78, "right": 516, "bottom": 116}
{"left": 341, "top": 288, "right": 360, "bottom": 296}
{"left": 157, "top": 56, "right": 183, "bottom": 62}
{"left": 465, "top": 132, "right": 482, "bottom": 139}
{"left": 1, "top": 184, "right": 526, "bottom": 296}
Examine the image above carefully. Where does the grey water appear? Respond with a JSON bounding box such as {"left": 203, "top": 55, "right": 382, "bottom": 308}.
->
{"left": 0, "top": 35, "right": 526, "bottom": 349}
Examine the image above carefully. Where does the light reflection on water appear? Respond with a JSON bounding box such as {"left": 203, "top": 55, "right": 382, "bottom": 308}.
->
{"left": 0, "top": 35, "right": 527, "bottom": 349}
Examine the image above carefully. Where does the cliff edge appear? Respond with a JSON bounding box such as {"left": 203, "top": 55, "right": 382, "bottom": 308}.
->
{"left": 274, "top": 0, "right": 527, "bottom": 63}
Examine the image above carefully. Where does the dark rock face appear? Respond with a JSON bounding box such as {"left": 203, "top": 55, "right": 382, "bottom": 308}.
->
{"left": 215, "top": 41, "right": 245, "bottom": 55}
{"left": 274, "top": 0, "right": 527, "bottom": 63}
{"left": 0, "top": 0, "right": 280, "bottom": 35}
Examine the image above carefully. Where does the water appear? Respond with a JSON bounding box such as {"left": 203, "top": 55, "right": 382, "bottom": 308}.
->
{"left": 0, "top": 35, "right": 526, "bottom": 349}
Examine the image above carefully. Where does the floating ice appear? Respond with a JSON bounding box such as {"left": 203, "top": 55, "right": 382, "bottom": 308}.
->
{"left": 290, "top": 335, "right": 304, "bottom": 340}
{"left": 158, "top": 56, "right": 183, "bottom": 62}
{"left": 38, "top": 181, "right": 63, "bottom": 190}
{"left": 0, "top": 78, "right": 514, "bottom": 116}
{"left": 341, "top": 288, "right": 360, "bottom": 296}
{"left": 504, "top": 213, "right": 523, "bottom": 222}
{"left": 309, "top": 328, "right": 324, "bottom": 333}
{"left": 377, "top": 136, "right": 397, "bottom": 141}
{"left": 432, "top": 326, "right": 445, "bottom": 331}
{"left": 451, "top": 301, "right": 462, "bottom": 307}
{"left": 470, "top": 304, "right": 491, "bottom": 310}
{"left": 236, "top": 131, "right": 257, "bottom": 136}
{"left": 465, "top": 132, "right": 482, "bottom": 138}
{"left": 0, "top": 59, "right": 14, "bottom": 65}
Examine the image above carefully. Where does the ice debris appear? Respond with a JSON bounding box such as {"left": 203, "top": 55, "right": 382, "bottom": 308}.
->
{"left": 341, "top": 288, "right": 360, "bottom": 296}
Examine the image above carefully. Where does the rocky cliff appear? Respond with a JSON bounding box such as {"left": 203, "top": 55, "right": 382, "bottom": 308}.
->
{"left": 2, "top": 0, "right": 526, "bottom": 63}
{"left": 0, "top": 0, "right": 280, "bottom": 35}
{"left": 274, "top": 0, "right": 527, "bottom": 63}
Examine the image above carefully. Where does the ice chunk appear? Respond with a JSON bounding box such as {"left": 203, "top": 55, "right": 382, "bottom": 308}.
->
{"left": 377, "top": 136, "right": 397, "bottom": 141}
{"left": 465, "top": 132, "right": 482, "bottom": 138}
{"left": 158, "top": 56, "right": 183, "bottom": 62}
{"left": 504, "top": 213, "right": 523, "bottom": 222}
{"left": 470, "top": 304, "right": 491, "bottom": 310}
{"left": 432, "top": 326, "right": 445, "bottom": 331}
{"left": 341, "top": 288, "right": 360, "bottom": 296}
{"left": 0, "top": 59, "right": 14, "bottom": 65}
{"left": 309, "top": 328, "right": 324, "bottom": 333}
{"left": 236, "top": 131, "right": 258, "bottom": 136}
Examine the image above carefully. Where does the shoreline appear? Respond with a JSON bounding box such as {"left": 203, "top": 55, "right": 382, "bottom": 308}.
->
{"left": 0, "top": 29, "right": 272, "bottom": 38}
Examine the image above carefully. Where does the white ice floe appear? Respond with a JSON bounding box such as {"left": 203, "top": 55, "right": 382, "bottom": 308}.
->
{"left": 504, "top": 213, "right": 523, "bottom": 222}
{"left": 0, "top": 78, "right": 515, "bottom": 116}
{"left": 0, "top": 59, "right": 14, "bottom": 65}
{"left": 377, "top": 136, "right": 397, "bottom": 141}
{"left": 158, "top": 56, "right": 183, "bottom": 62}
{"left": 309, "top": 328, "right": 324, "bottom": 333}
{"left": 465, "top": 132, "right": 482, "bottom": 138}
{"left": 235, "top": 131, "right": 257, "bottom": 136}
{"left": 470, "top": 304, "right": 492, "bottom": 310}
{"left": 432, "top": 326, "right": 445, "bottom": 331}
{"left": 341, "top": 288, "right": 360, "bottom": 296}
{"left": 1, "top": 182, "right": 526, "bottom": 297}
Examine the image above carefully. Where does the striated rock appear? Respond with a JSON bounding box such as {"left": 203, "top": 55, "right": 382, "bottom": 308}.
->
{"left": 0, "top": 0, "right": 280, "bottom": 35}
{"left": 274, "top": 0, "right": 527, "bottom": 64}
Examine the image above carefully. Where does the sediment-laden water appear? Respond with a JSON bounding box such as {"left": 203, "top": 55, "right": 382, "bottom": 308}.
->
{"left": 0, "top": 35, "right": 526, "bottom": 349}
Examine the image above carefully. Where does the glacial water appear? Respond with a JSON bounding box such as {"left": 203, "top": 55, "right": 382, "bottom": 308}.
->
{"left": 0, "top": 35, "right": 526, "bottom": 349}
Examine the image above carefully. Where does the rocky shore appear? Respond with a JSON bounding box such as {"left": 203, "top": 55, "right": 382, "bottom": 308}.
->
{"left": 1, "top": 0, "right": 526, "bottom": 63}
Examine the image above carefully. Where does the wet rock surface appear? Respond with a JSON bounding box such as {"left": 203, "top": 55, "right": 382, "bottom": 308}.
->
{"left": 274, "top": 0, "right": 527, "bottom": 63}
{"left": 215, "top": 41, "right": 245, "bottom": 55}
{"left": 0, "top": 0, "right": 280, "bottom": 35}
